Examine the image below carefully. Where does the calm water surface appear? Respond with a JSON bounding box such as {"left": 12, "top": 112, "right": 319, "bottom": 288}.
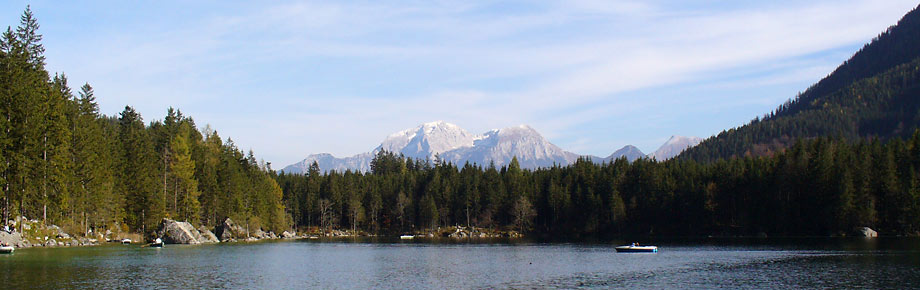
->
{"left": 1, "top": 238, "right": 919, "bottom": 289}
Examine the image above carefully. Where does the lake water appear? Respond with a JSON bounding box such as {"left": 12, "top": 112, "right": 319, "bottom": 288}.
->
{"left": 1, "top": 238, "right": 919, "bottom": 289}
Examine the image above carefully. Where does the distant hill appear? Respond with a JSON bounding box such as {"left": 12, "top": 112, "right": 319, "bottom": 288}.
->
{"left": 606, "top": 145, "right": 645, "bottom": 162}
{"left": 681, "top": 4, "right": 920, "bottom": 162}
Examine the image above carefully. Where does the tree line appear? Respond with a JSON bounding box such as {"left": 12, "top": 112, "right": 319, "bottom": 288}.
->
{"left": 276, "top": 132, "right": 920, "bottom": 237}
{"left": 4, "top": 7, "right": 918, "bottom": 240}
{"left": 0, "top": 7, "right": 288, "bottom": 238}
{"left": 682, "top": 4, "right": 920, "bottom": 163}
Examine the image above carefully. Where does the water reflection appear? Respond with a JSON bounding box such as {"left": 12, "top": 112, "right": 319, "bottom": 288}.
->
{"left": 0, "top": 238, "right": 918, "bottom": 289}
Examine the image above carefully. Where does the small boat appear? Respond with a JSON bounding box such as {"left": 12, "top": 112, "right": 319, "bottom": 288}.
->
{"left": 399, "top": 235, "right": 415, "bottom": 240}
{"left": 615, "top": 243, "right": 658, "bottom": 253}
{"left": 149, "top": 238, "right": 164, "bottom": 248}
{"left": 121, "top": 238, "right": 132, "bottom": 244}
{"left": 0, "top": 245, "right": 14, "bottom": 254}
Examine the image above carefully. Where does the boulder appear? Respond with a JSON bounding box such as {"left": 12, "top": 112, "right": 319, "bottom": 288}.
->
{"left": 0, "top": 231, "right": 24, "bottom": 248}
{"left": 156, "top": 218, "right": 205, "bottom": 244}
{"left": 198, "top": 226, "right": 220, "bottom": 244}
{"left": 281, "top": 231, "right": 295, "bottom": 239}
{"left": 855, "top": 227, "right": 878, "bottom": 238}
{"left": 253, "top": 228, "right": 267, "bottom": 239}
{"left": 215, "top": 218, "right": 247, "bottom": 242}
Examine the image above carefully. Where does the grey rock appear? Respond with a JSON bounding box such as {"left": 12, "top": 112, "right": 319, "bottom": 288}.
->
{"left": 156, "top": 218, "right": 205, "bottom": 244}
{"left": 215, "top": 218, "right": 247, "bottom": 242}
{"left": 0, "top": 231, "right": 24, "bottom": 248}
{"left": 856, "top": 227, "right": 878, "bottom": 238}
{"left": 197, "top": 226, "right": 220, "bottom": 243}
{"left": 253, "top": 228, "right": 266, "bottom": 239}
{"left": 281, "top": 231, "right": 295, "bottom": 239}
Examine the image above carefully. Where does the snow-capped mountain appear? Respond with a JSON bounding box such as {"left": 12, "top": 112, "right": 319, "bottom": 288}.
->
{"left": 281, "top": 121, "right": 702, "bottom": 174}
{"left": 377, "top": 121, "right": 476, "bottom": 159}
{"left": 282, "top": 122, "right": 579, "bottom": 173}
{"left": 439, "top": 125, "right": 580, "bottom": 168}
{"left": 282, "top": 152, "right": 374, "bottom": 174}
{"left": 648, "top": 136, "right": 703, "bottom": 161}
{"left": 604, "top": 145, "right": 645, "bottom": 162}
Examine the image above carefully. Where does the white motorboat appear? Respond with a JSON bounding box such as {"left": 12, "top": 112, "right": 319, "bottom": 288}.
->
{"left": 615, "top": 244, "right": 658, "bottom": 253}
{"left": 121, "top": 238, "right": 132, "bottom": 244}
{"left": 399, "top": 235, "right": 415, "bottom": 240}
{"left": 0, "top": 245, "right": 14, "bottom": 254}
{"left": 149, "top": 238, "right": 164, "bottom": 248}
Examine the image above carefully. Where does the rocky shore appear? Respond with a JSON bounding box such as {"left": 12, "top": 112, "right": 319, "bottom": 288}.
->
{"left": 409, "top": 226, "right": 523, "bottom": 239}
{"left": 157, "top": 218, "right": 301, "bottom": 244}
{"left": 1, "top": 217, "right": 105, "bottom": 248}
{"left": 1, "top": 217, "right": 530, "bottom": 249}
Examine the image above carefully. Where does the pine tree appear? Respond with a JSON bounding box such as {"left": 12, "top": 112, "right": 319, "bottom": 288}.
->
{"left": 169, "top": 122, "right": 199, "bottom": 223}
{"left": 41, "top": 73, "right": 73, "bottom": 225}
{"left": 117, "top": 106, "right": 164, "bottom": 234}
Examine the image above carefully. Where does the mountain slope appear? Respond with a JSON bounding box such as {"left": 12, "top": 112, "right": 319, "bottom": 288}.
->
{"left": 681, "top": 4, "right": 920, "bottom": 162}
{"left": 439, "top": 125, "right": 579, "bottom": 168}
{"left": 649, "top": 136, "right": 702, "bottom": 161}
{"left": 377, "top": 121, "right": 476, "bottom": 159}
{"left": 283, "top": 122, "right": 583, "bottom": 173}
{"left": 605, "top": 145, "right": 645, "bottom": 162}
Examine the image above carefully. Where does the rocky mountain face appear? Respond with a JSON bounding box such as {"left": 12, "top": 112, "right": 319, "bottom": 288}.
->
{"left": 439, "top": 125, "right": 579, "bottom": 169}
{"left": 283, "top": 122, "right": 580, "bottom": 173}
{"left": 377, "top": 121, "right": 477, "bottom": 159}
{"left": 648, "top": 136, "right": 703, "bottom": 161}
{"left": 282, "top": 122, "right": 702, "bottom": 173}
{"left": 282, "top": 152, "right": 374, "bottom": 174}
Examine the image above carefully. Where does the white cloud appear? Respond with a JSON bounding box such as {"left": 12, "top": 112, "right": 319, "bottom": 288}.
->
{"left": 28, "top": 0, "right": 920, "bottom": 165}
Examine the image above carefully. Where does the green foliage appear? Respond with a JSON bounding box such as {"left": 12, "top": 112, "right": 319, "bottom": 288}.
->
{"left": 682, "top": 4, "right": 920, "bottom": 162}
{"left": 278, "top": 134, "right": 920, "bottom": 236}
{"left": 0, "top": 7, "right": 288, "bottom": 237}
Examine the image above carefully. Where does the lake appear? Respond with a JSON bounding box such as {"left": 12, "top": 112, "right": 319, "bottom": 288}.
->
{"left": 1, "top": 238, "right": 919, "bottom": 289}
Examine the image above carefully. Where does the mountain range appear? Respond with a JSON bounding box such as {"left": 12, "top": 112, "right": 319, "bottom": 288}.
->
{"left": 282, "top": 121, "right": 701, "bottom": 174}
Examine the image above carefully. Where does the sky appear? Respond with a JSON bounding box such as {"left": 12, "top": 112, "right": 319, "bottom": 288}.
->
{"left": 1, "top": 0, "right": 918, "bottom": 168}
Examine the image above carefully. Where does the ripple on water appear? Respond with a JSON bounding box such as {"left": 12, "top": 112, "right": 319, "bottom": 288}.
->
{"left": 1, "top": 240, "right": 919, "bottom": 289}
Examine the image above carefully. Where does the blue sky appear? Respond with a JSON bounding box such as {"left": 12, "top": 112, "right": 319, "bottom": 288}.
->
{"left": 1, "top": 0, "right": 917, "bottom": 167}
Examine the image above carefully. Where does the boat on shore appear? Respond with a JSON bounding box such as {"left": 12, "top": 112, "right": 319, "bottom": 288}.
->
{"left": 615, "top": 244, "right": 658, "bottom": 253}
{"left": 0, "top": 245, "right": 13, "bottom": 254}
{"left": 121, "top": 238, "right": 132, "bottom": 244}
{"left": 149, "top": 238, "right": 164, "bottom": 248}
{"left": 399, "top": 235, "right": 415, "bottom": 240}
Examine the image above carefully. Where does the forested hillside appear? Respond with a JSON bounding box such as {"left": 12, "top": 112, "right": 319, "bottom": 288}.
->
{"left": 0, "top": 8, "right": 287, "bottom": 237}
{"left": 274, "top": 5, "right": 920, "bottom": 237}
{"left": 682, "top": 4, "right": 920, "bottom": 162}
{"left": 277, "top": 133, "right": 920, "bottom": 237}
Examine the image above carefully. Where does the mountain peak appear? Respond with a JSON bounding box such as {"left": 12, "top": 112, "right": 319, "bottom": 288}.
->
{"left": 285, "top": 122, "right": 581, "bottom": 173}
{"left": 378, "top": 121, "right": 475, "bottom": 159}
{"left": 605, "top": 145, "right": 645, "bottom": 162}
{"left": 650, "top": 136, "right": 703, "bottom": 161}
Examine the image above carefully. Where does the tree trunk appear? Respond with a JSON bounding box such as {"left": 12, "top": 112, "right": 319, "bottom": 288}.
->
{"left": 163, "top": 145, "right": 168, "bottom": 216}
{"left": 43, "top": 135, "right": 47, "bottom": 224}
{"left": 173, "top": 178, "right": 178, "bottom": 219}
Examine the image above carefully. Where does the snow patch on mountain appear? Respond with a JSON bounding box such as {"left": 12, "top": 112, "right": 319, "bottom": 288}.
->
{"left": 281, "top": 121, "right": 700, "bottom": 174}
{"left": 648, "top": 136, "right": 703, "bottom": 161}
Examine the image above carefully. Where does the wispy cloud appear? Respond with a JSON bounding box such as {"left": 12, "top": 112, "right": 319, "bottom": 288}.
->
{"left": 7, "top": 0, "right": 917, "bottom": 164}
